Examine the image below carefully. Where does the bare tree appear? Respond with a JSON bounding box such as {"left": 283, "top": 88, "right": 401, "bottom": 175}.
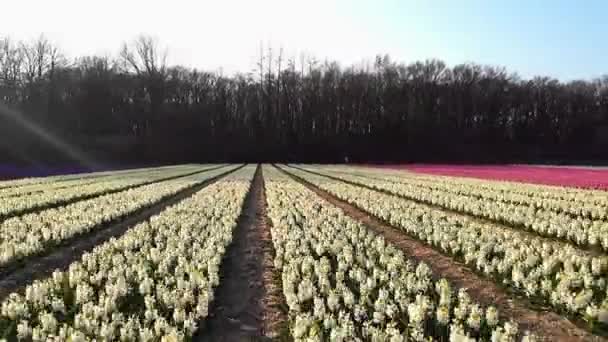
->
{"left": 47, "top": 43, "right": 66, "bottom": 79}
{"left": 0, "top": 38, "right": 23, "bottom": 84}
{"left": 276, "top": 47, "right": 283, "bottom": 116}
{"left": 17, "top": 35, "right": 58, "bottom": 81}
{"left": 0, "top": 37, "right": 24, "bottom": 105}
{"left": 256, "top": 41, "right": 265, "bottom": 116}
{"left": 119, "top": 35, "right": 167, "bottom": 78}
{"left": 119, "top": 35, "right": 169, "bottom": 137}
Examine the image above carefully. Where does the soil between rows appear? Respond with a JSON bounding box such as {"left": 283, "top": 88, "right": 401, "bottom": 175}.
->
{"left": 194, "top": 165, "right": 288, "bottom": 341}
{"left": 277, "top": 164, "right": 603, "bottom": 341}
{"left": 0, "top": 165, "right": 242, "bottom": 301}
{"left": 257, "top": 167, "right": 290, "bottom": 339}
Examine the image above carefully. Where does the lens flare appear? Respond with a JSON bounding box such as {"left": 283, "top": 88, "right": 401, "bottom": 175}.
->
{"left": 0, "top": 103, "right": 99, "bottom": 170}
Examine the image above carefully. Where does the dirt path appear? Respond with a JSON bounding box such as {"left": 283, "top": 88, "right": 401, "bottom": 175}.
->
{"left": 194, "top": 165, "right": 287, "bottom": 341}
{"left": 277, "top": 165, "right": 603, "bottom": 341}
{"left": 0, "top": 165, "right": 242, "bottom": 301}
{"left": 256, "top": 167, "right": 290, "bottom": 339}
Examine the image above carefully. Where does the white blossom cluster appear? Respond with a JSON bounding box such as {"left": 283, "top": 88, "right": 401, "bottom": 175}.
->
{"left": 0, "top": 165, "right": 255, "bottom": 340}
{"left": 0, "top": 165, "right": 205, "bottom": 199}
{"left": 286, "top": 167, "right": 608, "bottom": 324}
{"left": 263, "top": 166, "right": 530, "bottom": 341}
{"left": 0, "top": 166, "right": 234, "bottom": 268}
{"left": 302, "top": 165, "right": 608, "bottom": 251}
{"left": 0, "top": 165, "right": 208, "bottom": 219}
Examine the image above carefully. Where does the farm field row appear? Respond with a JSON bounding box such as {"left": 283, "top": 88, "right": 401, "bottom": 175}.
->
{"left": 0, "top": 164, "right": 222, "bottom": 220}
{"left": 296, "top": 164, "right": 608, "bottom": 250}
{"left": 0, "top": 164, "right": 193, "bottom": 191}
{"left": 0, "top": 165, "right": 237, "bottom": 272}
{"left": 0, "top": 165, "right": 206, "bottom": 199}
{"left": 264, "top": 166, "right": 518, "bottom": 341}
{"left": 0, "top": 165, "right": 254, "bottom": 339}
{"left": 284, "top": 165, "right": 607, "bottom": 318}
{"left": 0, "top": 164, "right": 605, "bottom": 340}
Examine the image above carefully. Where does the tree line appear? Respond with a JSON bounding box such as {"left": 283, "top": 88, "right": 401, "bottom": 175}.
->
{"left": 1, "top": 34, "right": 607, "bottom": 166}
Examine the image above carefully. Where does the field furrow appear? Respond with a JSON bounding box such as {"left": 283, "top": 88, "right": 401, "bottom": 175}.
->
{"left": 194, "top": 165, "right": 286, "bottom": 340}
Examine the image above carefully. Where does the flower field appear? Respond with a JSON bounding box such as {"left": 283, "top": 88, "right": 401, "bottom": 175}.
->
{"left": 0, "top": 165, "right": 253, "bottom": 339}
{"left": 392, "top": 165, "right": 608, "bottom": 190}
{"left": 0, "top": 163, "right": 606, "bottom": 340}
{"left": 264, "top": 167, "right": 515, "bottom": 341}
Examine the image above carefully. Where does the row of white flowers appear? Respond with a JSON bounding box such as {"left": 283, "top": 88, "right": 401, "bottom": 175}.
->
{"left": 0, "top": 165, "right": 255, "bottom": 340}
{"left": 340, "top": 164, "right": 608, "bottom": 216}
{"left": 284, "top": 166, "right": 608, "bottom": 325}
{"left": 320, "top": 164, "right": 608, "bottom": 209}
{"left": 0, "top": 165, "right": 205, "bottom": 199}
{"left": 0, "top": 165, "right": 237, "bottom": 269}
{"left": 0, "top": 165, "right": 210, "bottom": 219}
{"left": 303, "top": 165, "right": 608, "bottom": 251}
{"left": 263, "top": 166, "right": 531, "bottom": 341}
{"left": 0, "top": 164, "right": 192, "bottom": 192}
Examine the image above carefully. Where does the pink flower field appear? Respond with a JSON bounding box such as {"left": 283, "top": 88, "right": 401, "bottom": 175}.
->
{"left": 380, "top": 164, "right": 608, "bottom": 190}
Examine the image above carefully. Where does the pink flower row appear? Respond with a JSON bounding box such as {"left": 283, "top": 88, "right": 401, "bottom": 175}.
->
{"left": 377, "top": 164, "right": 608, "bottom": 190}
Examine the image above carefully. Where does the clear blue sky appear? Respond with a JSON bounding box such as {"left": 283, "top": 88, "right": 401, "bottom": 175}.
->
{"left": 1, "top": 0, "right": 605, "bottom": 81}
{"left": 347, "top": 0, "right": 607, "bottom": 80}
